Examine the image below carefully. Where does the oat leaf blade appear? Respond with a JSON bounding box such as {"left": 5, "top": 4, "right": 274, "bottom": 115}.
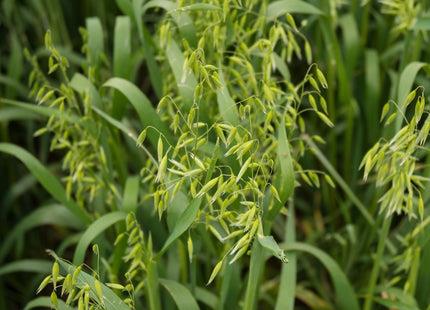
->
{"left": 395, "top": 62, "right": 426, "bottom": 130}
{"left": 267, "top": 118, "right": 294, "bottom": 220}
{"left": 123, "top": 176, "right": 140, "bottom": 213}
{"left": 0, "top": 259, "right": 51, "bottom": 276}
{"left": 413, "top": 17, "right": 430, "bottom": 30}
{"left": 159, "top": 278, "right": 200, "bottom": 310}
{"left": 69, "top": 73, "right": 101, "bottom": 107}
{"left": 160, "top": 197, "right": 202, "bottom": 255}
{"left": 267, "top": 0, "right": 323, "bottom": 21}
{"left": 216, "top": 67, "right": 240, "bottom": 125}
{"left": 0, "top": 143, "right": 91, "bottom": 224}
{"left": 275, "top": 205, "right": 296, "bottom": 310}
{"left": 86, "top": 17, "right": 104, "bottom": 66}
{"left": 282, "top": 242, "right": 360, "bottom": 310}
{"left": 103, "top": 77, "right": 174, "bottom": 145}
{"left": 165, "top": 40, "right": 197, "bottom": 108}
{"left": 112, "top": 15, "right": 132, "bottom": 118}
{"left": 0, "top": 204, "right": 82, "bottom": 263}
{"left": 397, "top": 62, "right": 426, "bottom": 104}
{"left": 24, "top": 297, "right": 72, "bottom": 310}
{"left": 73, "top": 211, "right": 127, "bottom": 265}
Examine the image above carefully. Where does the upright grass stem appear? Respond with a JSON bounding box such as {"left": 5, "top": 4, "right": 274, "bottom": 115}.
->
{"left": 146, "top": 258, "right": 162, "bottom": 310}
{"left": 363, "top": 216, "right": 392, "bottom": 310}
{"left": 243, "top": 241, "right": 265, "bottom": 310}
{"left": 302, "top": 135, "right": 374, "bottom": 226}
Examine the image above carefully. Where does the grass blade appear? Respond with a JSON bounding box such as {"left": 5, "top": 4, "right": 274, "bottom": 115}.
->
{"left": 69, "top": 73, "right": 101, "bottom": 107}
{"left": 0, "top": 260, "right": 51, "bottom": 277}
{"left": 24, "top": 297, "right": 72, "bottom": 310}
{"left": 122, "top": 176, "right": 140, "bottom": 213}
{"left": 103, "top": 77, "right": 175, "bottom": 146}
{"left": 0, "top": 98, "right": 77, "bottom": 121}
{"left": 281, "top": 242, "right": 360, "bottom": 310}
{"left": 86, "top": 17, "right": 104, "bottom": 67}
{"left": 195, "top": 287, "right": 218, "bottom": 309}
{"left": 73, "top": 211, "right": 127, "bottom": 265}
{"left": 394, "top": 62, "right": 426, "bottom": 138}
{"left": 165, "top": 39, "right": 197, "bottom": 109}
{"left": 0, "top": 143, "right": 91, "bottom": 224}
{"left": 413, "top": 17, "right": 430, "bottom": 30}
{"left": 216, "top": 67, "right": 240, "bottom": 125}
{"left": 267, "top": 0, "right": 323, "bottom": 21}
{"left": 0, "top": 204, "right": 82, "bottom": 263}
{"left": 275, "top": 204, "right": 296, "bottom": 310}
{"left": 397, "top": 62, "right": 427, "bottom": 104}
{"left": 365, "top": 49, "right": 381, "bottom": 142}
{"left": 159, "top": 278, "right": 200, "bottom": 310}
{"left": 160, "top": 197, "right": 202, "bottom": 255}
{"left": 0, "top": 107, "right": 44, "bottom": 122}
{"left": 267, "top": 118, "right": 294, "bottom": 221}
{"left": 112, "top": 16, "right": 132, "bottom": 119}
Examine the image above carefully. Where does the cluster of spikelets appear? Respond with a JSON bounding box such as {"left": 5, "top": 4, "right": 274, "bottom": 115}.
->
{"left": 133, "top": 0, "right": 335, "bottom": 276}
{"left": 37, "top": 257, "right": 105, "bottom": 309}
{"left": 30, "top": 0, "right": 338, "bottom": 307}
{"left": 361, "top": 87, "right": 429, "bottom": 219}
{"left": 138, "top": 61, "right": 331, "bottom": 269}
{"left": 36, "top": 215, "right": 150, "bottom": 309}
{"left": 380, "top": 0, "right": 420, "bottom": 35}
{"left": 26, "top": 31, "right": 115, "bottom": 207}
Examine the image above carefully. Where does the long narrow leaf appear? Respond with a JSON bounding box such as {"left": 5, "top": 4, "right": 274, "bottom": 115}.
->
{"left": 0, "top": 143, "right": 91, "bottom": 224}
{"left": 103, "top": 78, "right": 174, "bottom": 146}
{"left": 73, "top": 212, "right": 127, "bottom": 265}
{"left": 0, "top": 259, "right": 51, "bottom": 277}
{"left": 159, "top": 278, "right": 200, "bottom": 310}
{"left": 281, "top": 242, "right": 360, "bottom": 310}
{"left": 0, "top": 204, "right": 82, "bottom": 262}
{"left": 267, "top": 0, "right": 323, "bottom": 20}
{"left": 24, "top": 297, "right": 72, "bottom": 310}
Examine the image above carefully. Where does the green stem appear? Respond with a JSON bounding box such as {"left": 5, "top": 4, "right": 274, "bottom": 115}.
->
{"left": 363, "top": 216, "right": 391, "bottom": 310}
{"left": 243, "top": 241, "right": 265, "bottom": 310}
{"left": 303, "top": 135, "right": 374, "bottom": 226}
{"left": 275, "top": 203, "right": 296, "bottom": 310}
{"left": 146, "top": 258, "right": 162, "bottom": 310}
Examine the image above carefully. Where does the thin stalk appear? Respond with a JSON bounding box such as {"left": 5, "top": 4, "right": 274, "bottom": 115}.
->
{"left": 363, "top": 216, "right": 391, "bottom": 310}
{"left": 303, "top": 134, "right": 374, "bottom": 226}
{"left": 190, "top": 255, "right": 197, "bottom": 294}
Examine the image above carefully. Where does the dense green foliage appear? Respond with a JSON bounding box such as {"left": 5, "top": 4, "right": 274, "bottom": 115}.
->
{"left": 1, "top": 0, "right": 430, "bottom": 309}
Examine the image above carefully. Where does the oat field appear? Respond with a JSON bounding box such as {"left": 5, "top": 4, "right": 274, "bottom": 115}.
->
{"left": 1, "top": 0, "right": 430, "bottom": 309}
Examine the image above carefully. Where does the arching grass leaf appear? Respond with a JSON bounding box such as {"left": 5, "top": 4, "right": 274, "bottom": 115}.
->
{"left": 0, "top": 204, "right": 82, "bottom": 262}
{"left": 73, "top": 212, "right": 127, "bottom": 265}
{"left": 0, "top": 143, "right": 91, "bottom": 225}
{"left": 159, "top": 278, "right": 200, "bottom": 310}
{"left": 0, "top": 259, "right": 51, "bottom": 277}
{"left": 160, "top": 197, "right": 202, "bottom": 255}
{"left": 267, "top": 0, "right": 323, "bottom": 21}
{"left": 24, "top": 297, "right": 72, "bottom": 310}
{"left": 281, "top": 242, "right": 360, "bottom": 310}
{"left": 103, "top": 78, "right": 174, "bottom": 146}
